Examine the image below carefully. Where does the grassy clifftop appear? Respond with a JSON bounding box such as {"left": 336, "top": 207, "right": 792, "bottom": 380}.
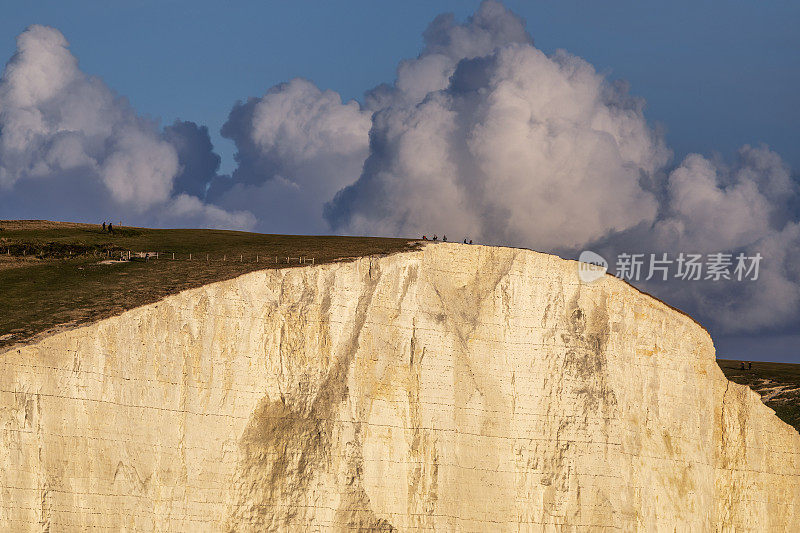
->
{"left": 718, "top": 359, "right": 800, "bottom": 433}
{"left": 0, "top": 220, "right": 417, "bottom": 349}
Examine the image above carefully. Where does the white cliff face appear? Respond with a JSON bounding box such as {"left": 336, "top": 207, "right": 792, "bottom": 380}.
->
{"left": 0, "top": 243, "right": 798, "bottom": 531}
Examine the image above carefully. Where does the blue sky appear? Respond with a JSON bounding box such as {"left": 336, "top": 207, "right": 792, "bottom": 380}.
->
{"left": 2, "top": 0, "right": 797, "bottom": 175}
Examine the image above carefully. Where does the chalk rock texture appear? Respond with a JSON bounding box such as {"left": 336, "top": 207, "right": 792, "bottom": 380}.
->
{"left": 1, "top": 243, "right": 798, "bottom": 531}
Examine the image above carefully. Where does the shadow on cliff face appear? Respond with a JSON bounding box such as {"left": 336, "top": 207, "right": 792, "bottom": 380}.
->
{"left": 563, "top": 291, "right": 614, "bottom": 413}
{"left": 226, "top": 376, "right": 396, "bottom": 531}
{"left": 535, "top": 284, "right": 616, "bottom": 501}
{"left": 227, "top": 397, "right": 322, "bottom": 529}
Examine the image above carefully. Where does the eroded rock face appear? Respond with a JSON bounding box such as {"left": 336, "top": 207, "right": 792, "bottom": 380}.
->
{"left": 0, "top": 243, "right": 798, "bottom": 530}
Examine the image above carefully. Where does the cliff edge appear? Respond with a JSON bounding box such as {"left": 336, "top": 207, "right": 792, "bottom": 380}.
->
{"left": 1, "top": 243, "right": 798, "bottom": 530}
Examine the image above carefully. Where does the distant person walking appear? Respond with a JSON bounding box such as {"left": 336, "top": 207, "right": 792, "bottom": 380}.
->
{"left": 748, "top": 361, "right": 753, "bottom": 370}
{"left": 102, "top": 221, "right": 106, "bottom": 232}
{"left": 443, "top": 235, "right": 447, "bottom": 242}
{"left": 108, "top": 222, "right": 114, "bottom": 234}
{"left": 422, "top": 235, "right": 427, "bottom": 241}
{"left": 432, "top": 234, "right": 438, "bottom": 241}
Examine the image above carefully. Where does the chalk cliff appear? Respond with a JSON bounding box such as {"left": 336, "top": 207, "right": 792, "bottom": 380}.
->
{"left": 1, "top": 243, "right": 798, "bottom": 531}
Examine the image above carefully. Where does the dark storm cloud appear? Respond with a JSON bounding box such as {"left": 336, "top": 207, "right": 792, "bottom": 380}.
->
{"left": 162, "top": 120, "right": 221, "bottom": 199}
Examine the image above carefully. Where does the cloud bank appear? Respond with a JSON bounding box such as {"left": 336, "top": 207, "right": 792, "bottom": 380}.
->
{"left": 0, "top": 25, "right": 254, "bottom": 229}
{"left": 0, "top": 2, "right": 797, "bottom": 337}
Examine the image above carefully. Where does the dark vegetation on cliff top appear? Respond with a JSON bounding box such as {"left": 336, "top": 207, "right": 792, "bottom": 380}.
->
{"left": 1, "top": 221, "right": 796, "bottom": 433}
{"left": 0, "top": 220, "right": 417, "bottom": 349}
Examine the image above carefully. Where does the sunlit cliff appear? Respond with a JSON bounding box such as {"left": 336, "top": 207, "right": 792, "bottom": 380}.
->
{"left": 1, "top": 243, "right": 797, "bottom": 530}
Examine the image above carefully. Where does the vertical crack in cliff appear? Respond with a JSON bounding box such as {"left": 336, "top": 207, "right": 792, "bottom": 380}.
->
{"left": 35, "top": 392, "right": 51, "bottom": 533}
{"left": 405, "top": 319, "right": 439, "bottom": 529}
{"left": 721, "top": 380, "right": 730, "bottom": 453}
{"left": 718, "top": 379, "right": 734, "bottom": 526}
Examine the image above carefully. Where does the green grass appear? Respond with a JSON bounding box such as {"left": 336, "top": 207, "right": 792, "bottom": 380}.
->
{"left": 717, "top": 359, "right": 800, "bottom": 433}
{"left": 0, "top": 220, "right": 419, "bottom": 348}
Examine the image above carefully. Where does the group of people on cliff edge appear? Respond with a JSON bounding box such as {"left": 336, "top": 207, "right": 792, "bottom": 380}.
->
{"left": 421, "top": 234, "right": 472, "bottom": 245}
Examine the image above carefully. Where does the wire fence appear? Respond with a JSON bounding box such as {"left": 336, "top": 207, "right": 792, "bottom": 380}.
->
{"left": 108, "top": 250, "right": 315, "bottom": 265}
{"left": 1, "top": 246, "right": 317, "bottom": 265}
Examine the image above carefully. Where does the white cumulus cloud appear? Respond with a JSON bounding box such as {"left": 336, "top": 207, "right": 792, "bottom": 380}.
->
{"left": 327, "top": 11, "right": 669, "bottom": 250}
{"left": 211, "top": 78, "right": 371, "bottom": 233}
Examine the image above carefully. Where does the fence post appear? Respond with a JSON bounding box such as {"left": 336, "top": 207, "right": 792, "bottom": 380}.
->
{"left": 224, "top": 254, "right": 226, "bottom": 261}
{"left": 240, "top": 254, "right": 243, "bottom": 262}
{"left": 256, "top": 255, "right": 259, "bottom": 262}
{"left": 189, "top": 253, "right": 192, "bottom": 261}
{"left": 172, "top": 252, "right": 175, "bottom": 260}
{"left": 206, "top": 254, "right": 209, "bottom": 262}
